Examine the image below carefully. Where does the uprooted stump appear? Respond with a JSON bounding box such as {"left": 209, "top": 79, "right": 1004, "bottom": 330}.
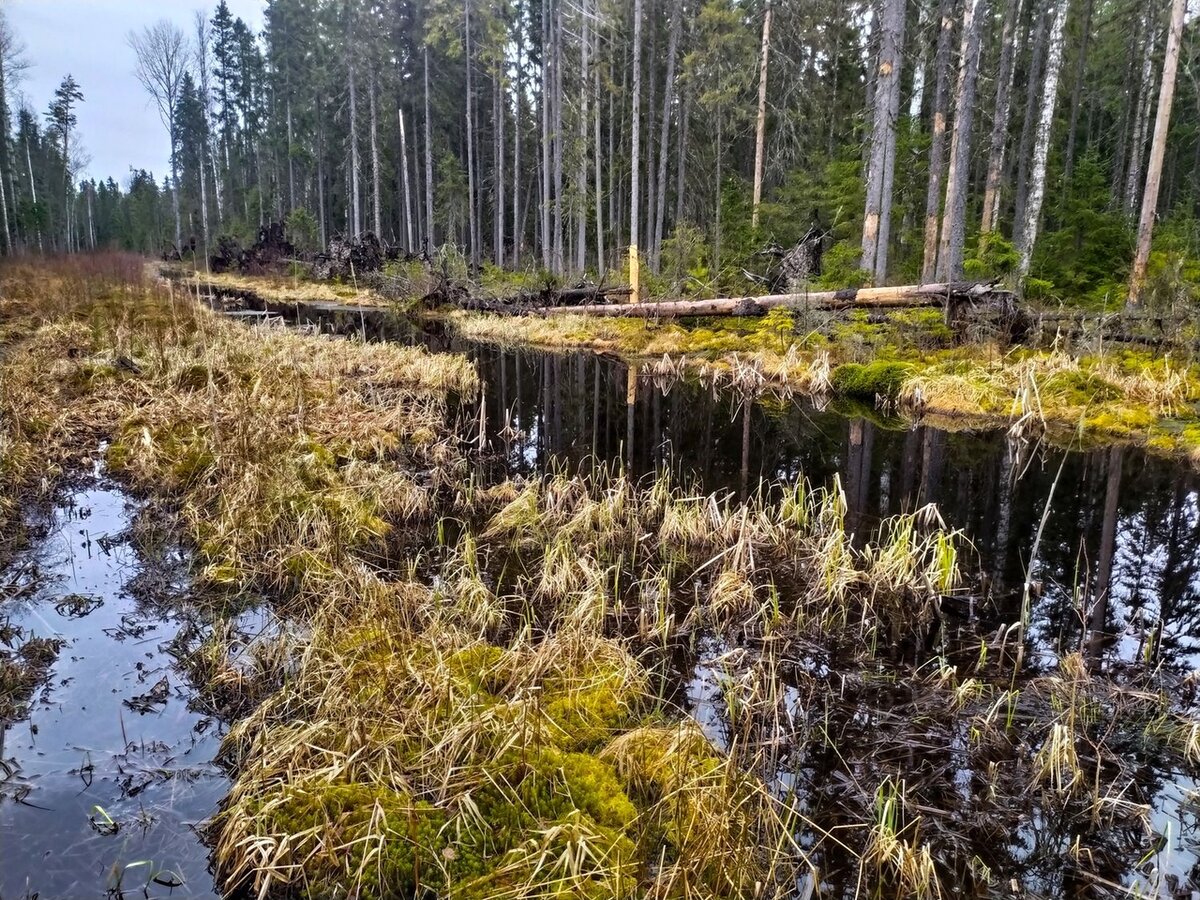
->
{"left": 312, "top": 233, "right": 386, "bottom": 281}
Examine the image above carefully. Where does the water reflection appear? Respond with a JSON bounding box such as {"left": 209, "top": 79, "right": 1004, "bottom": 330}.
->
{"left": 470, "top": 345, "right": 1200, "bottom": 677}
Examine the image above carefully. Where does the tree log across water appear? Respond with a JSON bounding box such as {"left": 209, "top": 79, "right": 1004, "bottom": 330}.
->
{"left": 532, "top": 281, "right": 1006, "bottom": 317}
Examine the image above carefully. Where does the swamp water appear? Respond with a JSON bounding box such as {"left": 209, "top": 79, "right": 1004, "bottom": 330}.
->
{"left": 9, "top": 297, "right": 1200, "bottom": 895}
{"left": 0, "top": 467, "right": 266, "bottom": 898}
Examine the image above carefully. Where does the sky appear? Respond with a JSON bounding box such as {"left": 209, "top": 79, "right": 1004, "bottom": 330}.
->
{"left": 6, "top": 0, "right": 266, "bottom": 186}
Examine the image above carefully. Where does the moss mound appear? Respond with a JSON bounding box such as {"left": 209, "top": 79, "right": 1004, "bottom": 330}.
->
{"left": 831, "top": 360, "right": 913, "bottom": 401}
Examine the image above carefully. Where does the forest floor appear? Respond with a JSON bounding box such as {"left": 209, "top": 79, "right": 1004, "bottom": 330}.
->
{"left": 182, "top": 267, "right": 1200, "bottom": 464}
{"left": 6, "top": 255, "right": 1200, "bottom": 897}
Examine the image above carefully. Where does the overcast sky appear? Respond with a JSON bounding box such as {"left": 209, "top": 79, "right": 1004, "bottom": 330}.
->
{"left": 6, "top": 0, "right": 265, "bottom": 186}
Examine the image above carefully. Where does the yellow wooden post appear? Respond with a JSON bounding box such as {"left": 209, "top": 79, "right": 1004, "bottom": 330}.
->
{"left": 628, "top": 244, "right": 640, "bottom": 304}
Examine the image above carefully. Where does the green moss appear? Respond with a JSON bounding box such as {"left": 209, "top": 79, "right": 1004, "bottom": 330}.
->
{"left": 1041, "top": 369, "right": 1122, "bottom": 406}
{"left": 831, "top": 360, "right": 913, "bottom": 401}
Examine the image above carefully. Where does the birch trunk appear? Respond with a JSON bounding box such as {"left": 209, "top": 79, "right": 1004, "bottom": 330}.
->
{"left": 750, "top": 1, "right": 772, "bottom": 233}
{"left": 514, "top": 16, "right": 523, "bottom": 267}
{"left": 861, "top": 0, "right": 905, "bottom": 282}
{"left": 653, "top": 0, "right": 683, "bottom": 267}
{"left": 630, "top": 0, "right": 643, "bottom": 277}
{"left": 540, "top": 0, "right": 552, "bottom": 270}
{"left": 347, "top": 36, "right": 362, "bottom": 239}
{"left": 368, "top": 71, "right": 382, "bottom": 237}
{"left": 1016, "top": 0, "right": 1070, "bottom": 280}
{"left": 399, "top": 108, "right": 414, "bottom": 250}
{"left": 980, "top": 0, "right": 1023, "bottom": 234}
{"left": 577, "top": 4, "right": 589, "bottom": 272}
{"left": 921, "top": 0, "right": 955, "bottom": 283}
{"left": 1130, "top": 0, "right": 1186, "bottom": 306}
{"left": 552, "top": 0, "right": 565, "bottom": 272}
{"left": 935, "top": 0, "right": 988, "bottom": 282}
{"left": 496, "top": 74, "right": 506, "bottom": 267}
{"left": 424, "top": 47, "right": 435, "bottom": 251}
{"left": 1014, "top": 4, "right": 1050, "bottom": 244}
{"left": 593, "top": 4, "right": 605, "bottom": 271}
{"left": 1124, "top": 5, "right": 1160, "bottom": 217}
{"left": 465, "top": 0, "right": 479, "bottom": 269}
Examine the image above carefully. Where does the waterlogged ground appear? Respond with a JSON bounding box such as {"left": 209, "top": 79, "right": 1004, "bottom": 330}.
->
{"left": 0, "top": 474, "right": 243, "bottom": 898}
{"left": 9, "top": 292, "right": 1200, "bottom": 895}
{"left": 221, "top": 303, "right": 1200, "bottom": 894}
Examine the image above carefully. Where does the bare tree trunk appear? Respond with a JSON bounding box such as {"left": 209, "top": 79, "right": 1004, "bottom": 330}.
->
{"left": 1124, "top": 4, "right": 1161, "bottom": 217}
{"left": 552, "top": 0, "right": 565, "bottom": 272}
{"left": 317, "top": 101, "right": 327, "bottom": 247}
{"left": 593, "top": 3, "right": 605, "bottom": 271}
{"left": 497, "top": 74, "right": 506, "bottom": 267}
{"left": 653, "top": 0, "right": 683, "bottom": 267}
{"left": 935, "top": 0, "right": 988, "bottom": 282}
{"left": 348, "top": 36, "right": 362, "bottom": 239}
{"left": 0, "top": 155, "right": 9, "bottom": 254}
{"left": 1014, "top": 3, "right": 1050, "bottom": 244}
{"left": 862, "top": 0, "right": 905, "bottom": 282}
{"left": 1130, "top": 0, "right": 1186, "bottom": 306}
{"left": 514, "top": 18, "right": 523, "bottom": 267}
{"left": 980, "top": 0, "right": 1024, "bottom": 233}
{"left": 399, "top": 108, "right": 414, "bottom": 250}
{"left": 630, "top": 0, "right": 643, "bottom": 297}
{"left": 1016, "top": 0, "right": 1070, "bottom": 280}
{"left": 540, "top": 0, "right": 552, "bottom": 270}
{"left": 675, "top": 86, "right": 688, "bottom": 229}
{"left": 1061, "top": 0, "right": 1094, "bottom": 185}
{"left": 368, "top": 71, "right": 382, "bottom": 237}
{"left": 465, "top": 0, "right": 479, "bottom": 269}
{"left": 577, "top": 3, "right": 589, "bottom": 272}
{"left": 424, "top": 47, "right": 435, "bottom": 251}
{"left": 751, "top": 1, "right": 772, "bottom": 233}
{"left": 921, "top": 0, "right": 955, "bottom": 282}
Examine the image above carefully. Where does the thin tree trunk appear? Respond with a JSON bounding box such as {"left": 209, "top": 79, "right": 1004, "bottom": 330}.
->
{"left": 593, "top": 3, "right": 605, "bottom": 271}
{"left": 541, "top": 0, "right": 552, "bottom": 270}
{"left": 751, "top": 1, "right": 772, "bottom": 233}
{"left": 317, "top": 100, "right": 327, "bottom": 247}
{"left": 675, "top": 85, "right": 688, "bottom": 228}
{"left": 1125, "top": 4, "right": 1161, "bottom": 217}
{"left": 980, "top": 0, "right": 1023, "bottom": 233}
{"left": 497, "top": 73, "right": 506, "bottom": 267}
{"left": 368, "top": 71, "right": 382, "bottom": 237}
{"left": 1016, "top": 0, "right": 1070, "bottom": 280}
{"left": 653, "top": 0, "right": 683, "bottom": 267}
{"left": 424, "top": 47, "right": 435, "bottom": 251}
{"left": 936, "top": 0, "right": 988, "bottom": 282}
{"left": 0, "top": 154, "right": 9, "bottom": 254}
{"left": 1014, "top": 3, "right": 1050, "bottom": 244}
{"left": 1062, "top": 0, "right": 1094, "bottom": 185}
{"left": 1130, "top": 0, "right": 1186, "bottom": 306}
{"left": 348, "top": 34, "right": 362, "bottom": 239}
{"left": 921, "top": 0, "right": 955, "bottom": 282}
{"left": 862, "top": 0, "right": 906, "bottom": 282}
{"left": 630, "top": 0, "right": 643, "bottom": 288}
{"left": 552, "top": 0, "right": 565, "bottom": 272}
{"left": 465, "top": 0, "right": 479, "bottom": 269}
{"left": 399, "top": 108, "right": 414, "bottom": 250}
{"left": 577, "top": 2, "right": 589, "bottom": 272}
{"left": 514, "top": 17, "right": 523, "bottom": 267}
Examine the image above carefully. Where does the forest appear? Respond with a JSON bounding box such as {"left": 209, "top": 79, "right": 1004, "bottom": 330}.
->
{"left": 0, "top": 0, "right": 1197, "bottom": 307}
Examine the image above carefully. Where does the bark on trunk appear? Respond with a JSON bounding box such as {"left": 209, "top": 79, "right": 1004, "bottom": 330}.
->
{"left": 424, "top": 47, "right": 435, "bottom": 251}
{"left": 1062, "top": 0, "right": 1094, "bottom": 185}
{"left": 751, "top": 1, "right": 773, "bottom": 233}
{"left": 936, "top": 0, "right": 988, "bottom": 282}
{"left": 399, "top": 108, "right": 414, "bottom": 250}
{"left": 653, "top": 0, "right": 683, "bottom": 267}
{"left": 980, "top": 0, "right": 1024, "bottom": 234}
{"left": 368, "top": 71, "right": 382, "bottom": 238}
{"left": 348, "top": 40, "right": 362, "bottom": 239}
{"left": 921, "top": 0, "right": 955, "bottom": 283}
{"left": 630, "top": 0, "right": 644, "bottom": 297}
{"left": 1130, "top": 0, "right": 1186, "bottom": 306}
{"left": 1016, "top": 0, "right": 1070, "bottom": 280}
{"left": 535, "top": 281, "right": 1004, "bottom": 316}
{"left": 465, "top": 0, "right": 479, "bottom": 269}
{"left": 862, "top": 0, "right": 906, "bottom": 282}
{"left": 1124, "top": 4, "right": 1161, "bottom": 217}
{"left": 1014, "top": 4, "right": 1050, "bottom": 244}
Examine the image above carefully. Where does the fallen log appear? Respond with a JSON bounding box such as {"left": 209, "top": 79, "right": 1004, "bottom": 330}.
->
{"left": 533, "top": 281, "right": 1006, "bottom": 318}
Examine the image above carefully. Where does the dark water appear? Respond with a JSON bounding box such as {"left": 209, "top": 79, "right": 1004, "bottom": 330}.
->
{"left": 213, "top": 304, "right": 1200, "bottom": 894}
{"left": 0, "top": 476, "right": 235, "bottom": 899}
